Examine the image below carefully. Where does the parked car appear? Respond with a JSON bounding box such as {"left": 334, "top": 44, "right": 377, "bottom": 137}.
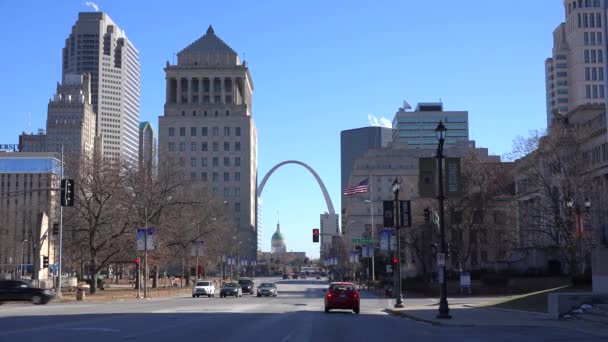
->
{"left": 324, "top": 282, "right": 360, "bottom": 314}
{"left": 192, "top": 280, "right": 215, "bottom": 298}
{"left": 0, "top": 280, "right": 55, "bottom": 305}
{"left": 238, "top": 278, "right": 255, "bottom": 295}
{"left": 220, "top": 282, "right": 242, "bottom": 298}
{"left": 282, "top": 274, "right": 290, "bottom": 280}
{"left": 256, "top": 282, "right": 278, "bottom": 297}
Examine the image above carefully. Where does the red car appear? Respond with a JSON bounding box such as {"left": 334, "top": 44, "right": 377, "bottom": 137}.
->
{"left": 324, "top": 282, "right": 360, "bottom": 314}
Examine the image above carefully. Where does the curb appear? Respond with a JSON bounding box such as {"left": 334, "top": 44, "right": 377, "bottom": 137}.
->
{"left": 463, "top": 304, "right": 550, "bottom": 318}
{"left": 384, "top": 308, "right": 468, "bottom": 327}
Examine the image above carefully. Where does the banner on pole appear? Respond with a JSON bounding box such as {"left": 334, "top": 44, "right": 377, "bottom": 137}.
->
{"left": 190, "top": 241, "right": 204, "bottom": 256}
{"left": 380, "top": 229, "right": 389, "bottom": 251}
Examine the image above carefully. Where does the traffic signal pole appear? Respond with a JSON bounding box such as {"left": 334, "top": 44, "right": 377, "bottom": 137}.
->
{"left": 57, "top": 145, "right": 64, "bottom": 297}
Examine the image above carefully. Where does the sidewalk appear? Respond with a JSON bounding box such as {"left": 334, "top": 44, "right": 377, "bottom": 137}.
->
{"left": 385, "top": 301, "right": 608, "bottom": 337}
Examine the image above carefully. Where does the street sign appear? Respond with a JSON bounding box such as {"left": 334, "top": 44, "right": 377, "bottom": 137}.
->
{"left": 386, "top": 265, "right": 393, "bottom": 273}
{"left": 352, "top": 238, "right": 373, "bottom": 245}
{"left": 437, "top": 253, "right": 446, "bottom": 267}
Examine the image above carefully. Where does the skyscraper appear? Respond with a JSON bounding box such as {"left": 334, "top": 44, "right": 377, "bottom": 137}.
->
{"left": 158, "top": 26, "right": 258, "bottom": 261}
{"left": 62, "top": 12, "right": 140, "bottom": 161}
{"left": 139, "top": 121, "right": 156, "bottom": 173}
{"left": 46, "top": 73, "right": 96, "bottom": 159}
{"left": 392, "top": 102, "right": 469, "bottom": 149}
{"left": 545, "top": 1, "right": 607, "bottom": 127}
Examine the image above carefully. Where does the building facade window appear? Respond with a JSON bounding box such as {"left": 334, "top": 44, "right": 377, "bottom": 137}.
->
{"left": 191, "top": 142, "right": 197, "bottom": 151}
{"left": 202, "top": 127, "right": 208, "bottom": 136}
{"left": 191, "top": 127, "right": 197, "bottom": 136}
{"left": 224, "top": 127, "right": 230, "bottom": 136}
{"left": 180, "top": 127, "right": 186, "bottom": 136}
{"left": 179, "top": 142, "right": 185, "bottom": 152}
{"left": 168, "top": 142, "right": 175, "bottom": 151}
{"left": 235, "top": 172, "right": 240, "bottom": 181}
{"left": 191, "top": 157, "right": 197, "bottom": 167}
{"left": 213, "top": 142, "right": 219, "bottom": 152}
{"left": 213, "top": 172, "right": 219, "bottom": 182}
{"left": 224, "top": 157, "right": 230, "bottom": 166}
{"left": 235, "top": 127, "right": 241, "bottom": 136}
{"left": 235, "top": 142, "right": 241, "bottom": 151}
{"left": 235, "top": 157, "right": 241, "bottom": 167}
{"left": 169, "top": 127, "right": 175, "bottom": 136}
{"left": 202, "top": 157, "right": 208, "bottom": 166}
{"left": 213, "top": 127, "right": 219, "bottom": 136}
{"left": 202, "top": 172, "right": 208, "bottom": 181}
{"left": 224, "top": 142, "right": 230, "bottom": 151}
{"left": 224, "top": 172, "right": 230, "bottom": 182}
{"left": 202, "top": 142, "right": 208, "bottom": 151}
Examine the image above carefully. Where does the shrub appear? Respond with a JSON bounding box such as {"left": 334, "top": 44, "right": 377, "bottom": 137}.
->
{"left": 481, "top": 273, "right": 509, "bottom": 287}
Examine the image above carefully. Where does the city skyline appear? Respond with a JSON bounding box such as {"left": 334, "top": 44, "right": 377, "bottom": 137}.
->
{"left": 0, "top": 1, "right": 563, "bottom": 258}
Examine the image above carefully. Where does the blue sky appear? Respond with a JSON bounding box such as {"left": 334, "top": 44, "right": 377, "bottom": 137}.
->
{"left": 0, "top": 1, "right": 562, "bottom": 258}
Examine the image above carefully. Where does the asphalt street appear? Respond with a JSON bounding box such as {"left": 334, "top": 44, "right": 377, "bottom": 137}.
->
{"left": 0, "top": 277, "right": 606, "bottom": 342}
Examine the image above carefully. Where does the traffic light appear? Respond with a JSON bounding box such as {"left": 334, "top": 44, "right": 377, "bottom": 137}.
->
{"left": 60, "top": 179, "right": 75, "bottom": 207}
{"left": 424, "top": 208, "right": 431, "bottom": 223}
{"left": 392, "top": 257, "right": 398, "bottom": 264}
{"left": 42, "top": 256, "right": 49, "bottom": 268}
{"left": 313, "top": 228, "right": 320, "bottom": 243}
{"left": 135, "top": 258, "right": 141, "bottom": 270}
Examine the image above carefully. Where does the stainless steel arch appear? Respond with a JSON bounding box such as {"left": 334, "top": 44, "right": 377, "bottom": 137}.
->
{"left": 257, "top": 160, "right": 336, "bottom": 215}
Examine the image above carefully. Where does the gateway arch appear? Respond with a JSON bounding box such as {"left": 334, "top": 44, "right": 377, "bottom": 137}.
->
{"left": 257, "top": 160, "right": 336, "bottom": 215}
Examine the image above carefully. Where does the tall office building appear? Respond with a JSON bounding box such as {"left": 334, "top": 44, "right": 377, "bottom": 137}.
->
{"left": 158, "top": 26, "right": 258, "bottom": 261}
{"left": 62, "top": 12, "right": 140, "bottom": 161}
{"left": 392, "top": 102, "right": 469, "bottom": 149}
{"left": 139, "top": 121, "right": 156, "bottom": 172}
{"left": 545, "top": 1, "right": 607, "bottom": 127}
{"left": 340, "top": 127, "right": 392, "bottom": 198}
{"left": 46, "top": 73, "right": 96, "bottom": 159}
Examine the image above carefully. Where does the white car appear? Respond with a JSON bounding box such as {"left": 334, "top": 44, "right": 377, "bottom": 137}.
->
{"left": 192, "top": 280, "right": 215, "bottom": 298}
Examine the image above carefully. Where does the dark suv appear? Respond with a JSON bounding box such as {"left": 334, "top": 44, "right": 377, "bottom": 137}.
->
{"left": 238, "top": 279, "right": 255, "bottom": 295}
{"left": 0, "top": 280, "right": 55, "bottom": 305}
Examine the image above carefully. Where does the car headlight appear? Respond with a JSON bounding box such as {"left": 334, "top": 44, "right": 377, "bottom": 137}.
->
{"left": 43, "top": 289, "right": 53, "bottom": 295}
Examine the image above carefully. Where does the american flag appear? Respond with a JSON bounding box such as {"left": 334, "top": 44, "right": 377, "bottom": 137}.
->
{"left": 343, "top": 178, "right": 369, "bottom": 196}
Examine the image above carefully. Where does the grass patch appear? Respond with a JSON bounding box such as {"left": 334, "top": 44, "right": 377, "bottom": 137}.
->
{"left": 484, "top": 285, "right": 592, "bottom": 313}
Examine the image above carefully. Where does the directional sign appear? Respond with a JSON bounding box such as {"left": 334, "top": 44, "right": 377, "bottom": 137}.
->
{"left": 353, "top": 238, "right": 373, "bottom": 245}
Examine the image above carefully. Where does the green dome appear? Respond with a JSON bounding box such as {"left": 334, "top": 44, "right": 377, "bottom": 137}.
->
{"left": 272, "top": 231, "right": 284, "bottom": 241}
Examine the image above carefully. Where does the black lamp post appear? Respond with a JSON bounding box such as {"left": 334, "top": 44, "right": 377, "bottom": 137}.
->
{"left": 435, "top": 121, "right": 451, "bottom": 319}
{"left": 566, "top": 196, "right": 591, "bottom": 275}
{"left": 392, "top": 178, "right": 405, "bottom": 308}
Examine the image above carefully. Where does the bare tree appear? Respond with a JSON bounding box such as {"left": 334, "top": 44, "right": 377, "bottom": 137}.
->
{"left": 444, "top": 150, "right": 517, "bottom": 273}
{"left": 509, "top": 123, "right": 594, "bottom": 276}
{"left": 63, "top": 153, "right": 134, "bottom": 293}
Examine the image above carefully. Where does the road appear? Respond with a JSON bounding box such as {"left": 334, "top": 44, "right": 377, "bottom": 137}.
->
{"left": 0, "top": 277, "right": 605, "bottom": 342}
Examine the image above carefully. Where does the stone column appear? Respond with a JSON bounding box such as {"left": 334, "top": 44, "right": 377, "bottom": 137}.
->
{"left": 177, "top": 77, "right": 182, "bottom": 104}
{"left": 221, "top": 77, "right": 226, "bottom": 104}
{"left": 198, "top": 77, "right": 203, "bottom": 104}
{"left": 166, "top": 77, "right": 171, "bottom": 104}
{"left": 187, "top": 78, "right": 193, "bottom": 104}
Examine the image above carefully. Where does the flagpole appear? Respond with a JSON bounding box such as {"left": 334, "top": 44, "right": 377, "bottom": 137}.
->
{"left": 369, "top": 173, "right": 375, "bottom": 283}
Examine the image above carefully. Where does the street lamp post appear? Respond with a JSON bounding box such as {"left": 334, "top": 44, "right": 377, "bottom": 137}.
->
{"left": 364, "top": 199, "right": 376, "bottom": 283}
{"left": 435, "top": 121, "right": 451, "bottom": 319}
{"left": 144, "top": 207, "right": 149, "bottom": 299}
{"left": 392, "top": 178, "right": 404, "bottom": 308}
{"left": 20, "top": 239, "right": 29, "bottom": 279}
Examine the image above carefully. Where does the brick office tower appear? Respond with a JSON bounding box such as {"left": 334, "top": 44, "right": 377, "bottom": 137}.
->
{"left": 159, "top": 26, "right": 258, "bottom": 261}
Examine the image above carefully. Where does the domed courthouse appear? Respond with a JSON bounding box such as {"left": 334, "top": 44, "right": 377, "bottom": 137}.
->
{"left": 271, "top": 222, "right": 286, "bottom": 255}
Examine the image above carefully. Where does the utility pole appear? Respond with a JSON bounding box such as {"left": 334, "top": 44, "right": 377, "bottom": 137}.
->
{"left": 57, "top": 144, "right": 64, "bottom": 296}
